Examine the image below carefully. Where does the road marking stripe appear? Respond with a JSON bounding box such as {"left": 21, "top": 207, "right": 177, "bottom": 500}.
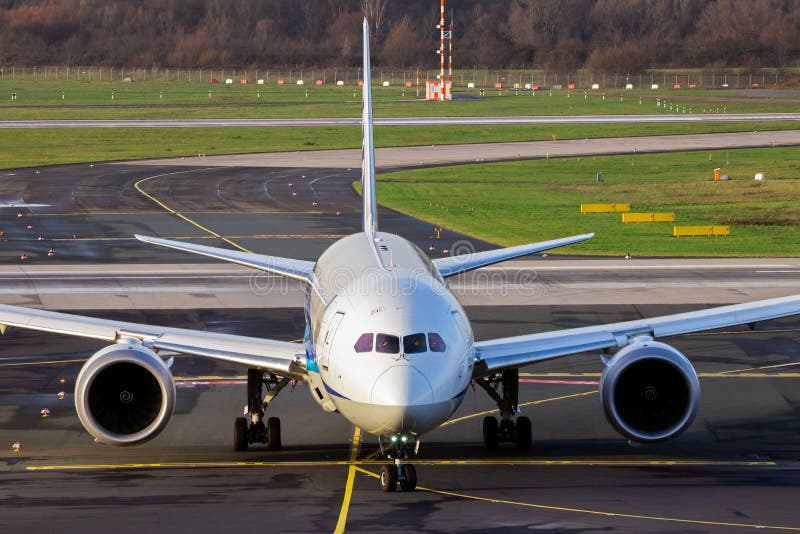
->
{"left": 334, "top": 426, "right": 362, "bottom": 534}
{"left": 0, "top": 358, "right": 87, "bottom": 367}
{"left": 441, "top": 391, "right": 597, "bottom": 427}
{"left": 23, "top": 458, "right": 776, "bottom": 471}
{"left": 353, "top": 467, "right": 800, "bottom": 531}
{"left": 134, "top": 169, "right": 254, "bottom": 254}
{"left": 48, "top": 234, "right": 344, "bottom": 242}
{"left": 519, "top": 372, "right": 800, "bottom": 379}
{"left": 520, "top": 378, "right": 600, "bottom": 385}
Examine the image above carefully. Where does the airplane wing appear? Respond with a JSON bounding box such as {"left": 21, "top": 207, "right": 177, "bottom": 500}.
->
{"left": 433, "top": 233, "right": 594, "bottom": 277}
{"left": 135, "top": 234, "right": 315, "bottom": 283}
{"left": 472, "top": 294, "right": 800, "bottom": 378}
{"left": 0, "top": 304, "right": 306, "bottom": 378}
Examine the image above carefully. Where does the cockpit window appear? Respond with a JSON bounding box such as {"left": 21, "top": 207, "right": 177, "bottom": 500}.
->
{"left": 403, "top": 333, "right": 427, "bottom": 354}
{"left": 428, "top": 333, "right": 446, "bottom": 352}
{"left": 354, "top": 333, "right": 374, "bottom": 353}
{"left": 375, "top": 333, "right": 400, "bottom": 354}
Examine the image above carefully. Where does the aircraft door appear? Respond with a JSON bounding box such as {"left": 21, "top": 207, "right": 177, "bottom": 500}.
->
{"left": 320, "top": 311, "right": 345, "bottom": 375}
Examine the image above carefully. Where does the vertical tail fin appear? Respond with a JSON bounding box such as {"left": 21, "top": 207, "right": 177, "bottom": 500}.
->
{"left": 361, "top": 18, "right": 378, "bottom": 237}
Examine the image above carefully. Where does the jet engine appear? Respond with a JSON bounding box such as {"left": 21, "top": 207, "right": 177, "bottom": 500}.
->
{"left": 74, "top": 341, "right": 175, "bottom": 446}
{"left": 600, "top": 338, "right": 700, "bottom": 443}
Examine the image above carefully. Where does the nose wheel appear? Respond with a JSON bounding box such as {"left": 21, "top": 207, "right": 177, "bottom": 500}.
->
{"left": 378, "top": 433, "right": 418, "bottom": 492}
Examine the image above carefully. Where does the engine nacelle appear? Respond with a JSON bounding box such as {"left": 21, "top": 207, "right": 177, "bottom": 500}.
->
{"left": 600, "top": 338, "right": 700, "bottom": 443}
{"left": 75, "top": 341, "right": 175, "bottom": 446}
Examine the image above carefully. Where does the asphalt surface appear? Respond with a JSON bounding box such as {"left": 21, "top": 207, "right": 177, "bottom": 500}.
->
{"left": 129, "top": 130, "right": 800, "bottom": 169}
{"left": 2, "top": 306, "right": 800, "bottom": 533}
{"left": 1, "top": 137, "right": 800, "bottom": 532}
{"left": 0, "top": 259, "right": 798, "bottom": 310}
{"left": 2, "top": 113, "right": 800, "bottom": 128}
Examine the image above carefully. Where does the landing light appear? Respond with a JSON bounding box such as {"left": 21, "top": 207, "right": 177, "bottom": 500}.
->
{"left": 390, "top": 435, "right": 398, "bottom": 443}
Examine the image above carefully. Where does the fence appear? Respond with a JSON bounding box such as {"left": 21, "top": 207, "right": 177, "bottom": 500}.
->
{"left": 0, "top": 65, "right": 797, "bottom": 89}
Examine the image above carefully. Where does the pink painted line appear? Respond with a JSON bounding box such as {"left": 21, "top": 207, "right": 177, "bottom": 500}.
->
{"left": 176, "top": 380, "right": 247, "bottom": 387}
{"left": 520, "top": 378, "right": 600, "bottom": 386}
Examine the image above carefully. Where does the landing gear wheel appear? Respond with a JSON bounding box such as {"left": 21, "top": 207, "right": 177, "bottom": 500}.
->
{"left": 516, "top": 416, "right": 532, "bottom": 451}
{"left": 267, "top": 417, "right": 282, "bottom": 451}
{"left": 399, "top": 464, "right": 417, "bottom": 492}
{"left": 380, "top": 464, "right": 397, "bottom": 492}
{"left": 483, "top": 416, "right": 499, "bottom": 450}
{"left": 234, "top": 417, "right": 248, "bottom": 451}
{"left": 252, "top": 421, "right": 267, "bottom": 444}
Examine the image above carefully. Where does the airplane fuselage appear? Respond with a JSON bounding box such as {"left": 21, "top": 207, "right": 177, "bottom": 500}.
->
{"left": 303, "top": 232, "right": 474, "bottom": 437}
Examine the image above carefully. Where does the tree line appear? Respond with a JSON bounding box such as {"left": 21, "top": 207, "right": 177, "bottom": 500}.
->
{"left": 0, "top": 0, "right": 798, "bottom": 72}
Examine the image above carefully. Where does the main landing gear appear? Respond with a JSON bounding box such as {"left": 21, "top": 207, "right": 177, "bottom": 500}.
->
{"left": 475, "top": 369, "right": 532, "bottom": 451}
{"left": 378, "top": 433, "right": 418, "bottom": 492}
{"left": 234, "top": 369, "right": 291, "bottom": 452}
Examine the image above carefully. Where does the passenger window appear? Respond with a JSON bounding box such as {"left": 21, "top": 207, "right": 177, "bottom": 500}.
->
{"left": 428, "top": 333, "right": 446, "bottom": 352}
{"left": 354, "top": 333, "right": 374, "bottom": 353}
{"left": 403, "top": 333, "right": 427, "bottom": 354}
{"left": 375, "top": 334, "right": 400, "bottom": 354}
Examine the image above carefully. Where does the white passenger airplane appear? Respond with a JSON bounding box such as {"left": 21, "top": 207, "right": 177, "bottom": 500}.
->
{"left": 2, "top": 20, "right": 800, "bottom": 492}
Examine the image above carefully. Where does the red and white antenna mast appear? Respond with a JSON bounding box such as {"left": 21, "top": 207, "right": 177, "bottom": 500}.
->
{"left": 448, "top": 9, "right": 453, "bottom": 82}
{"left": 438, "top": 0, "right": 446, "bottom": 83}
{"left": 427, "top": 0, "right": 453, "bottom": 101}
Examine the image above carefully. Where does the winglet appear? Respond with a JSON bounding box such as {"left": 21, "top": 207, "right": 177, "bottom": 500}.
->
{"left": 361, "top": 18, "right": 378, "bottom": 237}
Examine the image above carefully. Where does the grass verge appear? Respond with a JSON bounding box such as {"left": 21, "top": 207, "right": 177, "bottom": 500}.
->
{"left": 365, "top": 146, "right": 800, "bottom": 257}
{"left": 0, "top": 82, "right": 797, "bottom": 119}
{"left": 1, "top": 122, "right": 797, "bottom": 170}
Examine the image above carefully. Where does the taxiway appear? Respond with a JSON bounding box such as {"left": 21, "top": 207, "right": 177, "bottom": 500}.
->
{"left": 1, "top": 134, "right": 800, "bottom": 532}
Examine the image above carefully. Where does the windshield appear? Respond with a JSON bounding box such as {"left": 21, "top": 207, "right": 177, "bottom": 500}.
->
{"left": 356, "top": 332, "right": 446, "bottom": 354}
{"left": 354, "top": 333, "right": 374, "bottom": 353}
{"left": 403, "top": 333, "right": 427, "bottom": 354}
{"left": 427, "top": 333, "right": 446, "bottom": 352}
{"left": 375, "top": 333, "right": 400, "bottom": 354}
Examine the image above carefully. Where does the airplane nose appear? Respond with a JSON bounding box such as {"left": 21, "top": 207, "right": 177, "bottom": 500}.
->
{"left": 371, "top": 365, "right": 433, "bottom": 406}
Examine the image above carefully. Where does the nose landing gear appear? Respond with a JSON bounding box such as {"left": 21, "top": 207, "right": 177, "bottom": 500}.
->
{"left": 378, "top": 433, "right": 418, "bottom": 492}
{"left": 234, "top": 369, "right": 291, "bottom": 452}
{"left": 476, "top": 369, "right": 532, "bottom": 450}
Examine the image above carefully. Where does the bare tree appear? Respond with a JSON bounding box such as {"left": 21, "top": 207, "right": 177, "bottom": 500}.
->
{"left": 360, "top": 0, "right": 387, "bottom": 37}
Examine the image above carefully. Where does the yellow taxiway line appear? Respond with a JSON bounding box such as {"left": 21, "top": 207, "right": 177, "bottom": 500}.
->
{"left": 24, "top": 458, "right": 775, "bottom": 472}
{"left": 133, "top": 169, "right": 253, "bottom": 254}
{"left": 441, "top": 391, "right": 598, "bottom": 427}
{"left": 333, "top": 427, "right": 361, "bottom": 534}
{"left": 0, "top": 358, "right": 87, "bottom": 368}
{"left": 353, "top": 466, "right": 800, "bottom": 531}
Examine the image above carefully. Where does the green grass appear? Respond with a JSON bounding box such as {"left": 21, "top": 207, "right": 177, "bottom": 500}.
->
{"left": 0, "top": 80, "right": 797, "bottom": 119}
{"left": 1, "top": 122, "right": 798, "bottom": 170}
{"left": 365, "top": 147, "right": 800, "bottom": 257}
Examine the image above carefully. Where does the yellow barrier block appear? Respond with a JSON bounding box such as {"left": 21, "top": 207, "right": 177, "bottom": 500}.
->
{"left": 622, "top": 213, "right": 675, "bottom": 223}
{"left": 673, "top": 225, "right": 730, "bottom": 237}
{"left": 580, "top": 203, "right": 630, "bottom": 213}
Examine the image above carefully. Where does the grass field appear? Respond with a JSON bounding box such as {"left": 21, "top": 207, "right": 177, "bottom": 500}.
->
{"left": 364, "top": 147, "right": 800, "bottom": 257}
{"left": 1, "top": 80, "right": 797, "bottom": 120}
{"left": 1, "top": 122, "right": 798, "bottom": 170}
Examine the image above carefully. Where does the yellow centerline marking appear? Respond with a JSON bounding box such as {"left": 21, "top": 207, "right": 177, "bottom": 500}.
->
{"left": 24, "top": 458, "right": 776, "bottom": 472}
{"left": 135, "top": 168, "right": 359, "bottom": 533}
{"left": 0, "top": 358, "right": 87, "bottom": 367}
{"left": 353, "top": 466, "right": 800, "bottom": 531}
{"left": 334, "top": 426, "right": 362, "bottom": 534}
{"left": 686, "top": 328, "right": 800, "bottom": 336}
{"left": 441, "top": 391, "right": 597, "bottom": 427}
{"left": 133, "top": 169, "right": 253, "bottom": 254}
